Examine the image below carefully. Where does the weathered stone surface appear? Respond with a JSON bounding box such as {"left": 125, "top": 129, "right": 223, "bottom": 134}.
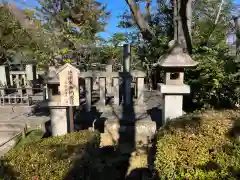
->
{"left": 50, "top": 107, "right": 68, "bottom": 136}
{"left": 135, "top": 120, "right": 156, "bottom": 144}
{"left": 0, "top": 106, "right": 35, "bottom": 114}
{"left": 104, "top": 119, "right": 156, "bottom": 146}
{"left": 0, "top": 131, "right": 19, "bottom": 157}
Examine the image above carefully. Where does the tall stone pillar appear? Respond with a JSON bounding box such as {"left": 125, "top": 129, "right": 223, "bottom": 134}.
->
{"left": 0, "top": 65, "right": 10, "bottom": 87}
{"left": 26, "top": 64, "right": 37, "bottom": 95}
{"left": 123, "top": 44, "right": 132, "bottom": 105}
{"left": 106, "top": 64, "right": 113, "bottom": 94}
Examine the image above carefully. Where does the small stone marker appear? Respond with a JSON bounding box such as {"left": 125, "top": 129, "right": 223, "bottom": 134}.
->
{"left": 57, "top": 63, "right": 80, "bottom": 106}
{"left": 57, "top": 63, "right": 80, "bottom": 133}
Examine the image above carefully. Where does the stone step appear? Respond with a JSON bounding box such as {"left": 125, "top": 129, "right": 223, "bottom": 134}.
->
{"left": 0, "top": 122, "right": 24, "bottom": 132}
{"left": 0, "top": 106, "right": 34, "bottom": 114}
{"left": 102, "top": 120, "right": 156, "bottom": 147}
{"left": 0, "top": 131, "right": 20, "bottom": 157}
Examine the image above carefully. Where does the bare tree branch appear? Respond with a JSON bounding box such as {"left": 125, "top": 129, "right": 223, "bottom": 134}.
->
{"left": 215, "top": 0, "right": 224, "bottom": 24}
{"left": 125, "top": 0, "right": 155, "bottom": 41}
{"left": 207, "top": 0, "right": 225, "bottom": 44}
{"left": 145, "top": 0, "right": 151, "bottom": 22}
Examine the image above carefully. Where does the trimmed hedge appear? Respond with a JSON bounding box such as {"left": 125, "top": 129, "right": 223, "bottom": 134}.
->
{"left": 154, "top": 110, "right": 240, "bottom": 179}
{"left": 0, "top": 130, "right": 99, "bottom": 180}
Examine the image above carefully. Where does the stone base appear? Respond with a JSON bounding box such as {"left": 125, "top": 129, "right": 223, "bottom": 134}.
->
{"left": 98, "top": 104, "right": 150, "bottom": 122}
{"left": 103, "top": 119, "right": 156, "bottom": 147}
{"left": 50, "top": 107, "right": 68, "bottom": 136}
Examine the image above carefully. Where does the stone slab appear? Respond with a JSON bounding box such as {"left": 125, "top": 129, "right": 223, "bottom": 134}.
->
{"left": 104, "top": 119, "right": 156, "bottom": 146}
{"left": 0, "top": 131, "right": 19, "bottom": 157}
{"left": 159, "top": 83, "right": 190, "bottom": 94}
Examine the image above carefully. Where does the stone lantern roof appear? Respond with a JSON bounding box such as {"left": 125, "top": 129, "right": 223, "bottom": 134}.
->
{"left": 159, "top": 43, "right": 198, "bottom": 68}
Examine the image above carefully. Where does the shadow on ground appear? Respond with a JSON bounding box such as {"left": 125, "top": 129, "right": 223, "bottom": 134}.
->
{"left": 0, "top": 159, "right": 18, "bottom": 180}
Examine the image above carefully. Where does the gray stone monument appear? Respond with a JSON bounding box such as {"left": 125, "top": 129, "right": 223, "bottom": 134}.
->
{"left": 158, "top": 42, "right": 198, "bottom": 122}
{"left": 50, "top": 106, "right": 69, "bottom": 136}
{"left": 0, "top": 65, "right": 9, "bottom": 95}
{"left": 0, "top": 66, "right": 10, "bottom": 86}
{"left": 26, "top": 64, "right": 37, "bottom": 95}
{"left": 106, "top": 64, "right": 113, "bottom": 94}
{"left": 123, "top": 44, "right": 132, "bottom": 105}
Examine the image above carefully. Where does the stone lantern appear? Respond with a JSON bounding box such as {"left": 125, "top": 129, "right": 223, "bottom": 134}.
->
{"left": 159, "top": 43, "right": 198, "bottom": 122}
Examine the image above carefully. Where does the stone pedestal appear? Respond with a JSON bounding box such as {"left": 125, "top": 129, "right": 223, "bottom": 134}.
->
{"left": 103, "top": 119, "right": 156, "bottom": 147}
{"left": 50, "top": 107, "right": 68, "bottom": 136}
{"left": 160, "top": 84, "right": 190, "bottom": 122}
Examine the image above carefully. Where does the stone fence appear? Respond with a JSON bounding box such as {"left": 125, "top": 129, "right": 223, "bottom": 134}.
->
{"left": 0, "top": 64, "right": 46, "bottom": 105}
{"left": 45, "top": 66, "right": 146, "bottom": 110}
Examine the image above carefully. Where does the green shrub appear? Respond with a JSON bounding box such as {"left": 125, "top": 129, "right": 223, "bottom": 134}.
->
{"left": 185, "top": 46, "right": 239, "bottom": 110}
{"left": 0, "top": 130, "right": 100, "bottom": 180}
{"left": 154, "top": 110, "right": 240, "bottom": 179}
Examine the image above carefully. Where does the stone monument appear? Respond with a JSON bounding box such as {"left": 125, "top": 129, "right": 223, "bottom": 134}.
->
{"left": 159, "top": 42, "right": 198, "bottom": 122}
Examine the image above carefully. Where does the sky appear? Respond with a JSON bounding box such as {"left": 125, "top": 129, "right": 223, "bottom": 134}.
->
{"left": 9, "top": 0, "right": 240, "bottom": 41}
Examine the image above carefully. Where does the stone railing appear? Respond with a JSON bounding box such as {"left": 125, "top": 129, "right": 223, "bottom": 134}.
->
{"left": 0, "top": 64, "right": 45, "bottom": 97}
{"left": 78, "top": 70, "right": 145, "bottom": 110}
{"left": 0, "top": 87, "right": 46, "bottom": 106}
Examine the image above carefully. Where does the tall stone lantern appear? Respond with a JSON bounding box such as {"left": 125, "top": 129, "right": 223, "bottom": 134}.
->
{"left": 159, "top": 43, "right": 198, "bottom": 122}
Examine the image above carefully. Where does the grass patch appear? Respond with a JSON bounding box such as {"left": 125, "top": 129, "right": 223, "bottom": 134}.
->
{"left": 154, "top": 110, "right": 240, "bottom": 179}
{"left": 15, "top": 129, "right": 44, "bottom": 147}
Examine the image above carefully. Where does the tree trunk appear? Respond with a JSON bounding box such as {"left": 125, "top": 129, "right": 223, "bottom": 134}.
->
{"left": 173, "top": 0, "right": 178, "bottom": 40}
{"left": 125, "top": 0, "right": 193, "bottom": 53}
{"left": 235, "top": 17, "right": 240, "bottom": 66}
{"left": 178, "top": 0, "right": 192, "bottom": 53}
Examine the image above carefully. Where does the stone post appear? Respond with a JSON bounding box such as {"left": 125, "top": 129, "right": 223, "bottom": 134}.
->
{"left": 85, "top": 77, "right": 92, "bottom": 112}
{"left": 26, "top": 64, "right": 37, "bottom": 81}
{"left": 26, "top": 64, "right": 36, "bottom": 95}
{"left": 9, "top": 74, "right": 13, "bottom": 86}
{"left": 106, "top": 64, "right": 113, "bottom": 94}
{"left": 123, "top": 44, "right": 131, "bottom": 72}
{"left": 123, "top": 44, "right": 132, "bottom": 105}
{"left": 99, "top": 77, "right": 106, "bottom": 105}
{"left": 16, "top": 75, "right": 22, "bottom": 95}
{"left": 45, "top": 84, "right": 48, "bottom": 99}
{"left": 113, "top": 77, "right": 119, "bottom": 105}
{"left": 0, "top": 65, "right": 9, "bottom": 95}
{"left": 136, "top": 77, "right": 144, "bottom": 105}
